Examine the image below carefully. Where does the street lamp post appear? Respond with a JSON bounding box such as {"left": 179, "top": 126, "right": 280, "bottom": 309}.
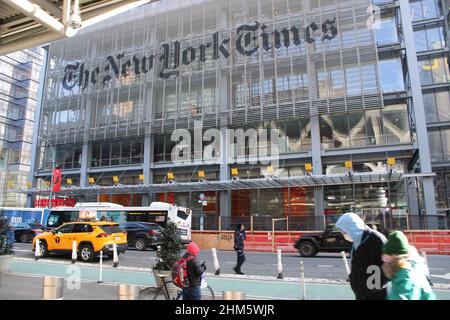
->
{"left": 37, "top": 136, "right": 55, "bottom": 209}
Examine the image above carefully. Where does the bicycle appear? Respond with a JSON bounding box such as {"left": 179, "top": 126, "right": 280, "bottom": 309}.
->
{"left": 139, "top": 274, "right": 215, "bottom": 300}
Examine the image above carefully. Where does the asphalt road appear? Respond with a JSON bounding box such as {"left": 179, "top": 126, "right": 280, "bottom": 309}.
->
{"left": 11, "top": 242, "right": 450, "bottom": 284}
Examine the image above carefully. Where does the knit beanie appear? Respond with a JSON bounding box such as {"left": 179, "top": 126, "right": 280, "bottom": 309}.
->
{"left": 186, "top": 241, "right": 200, "bottom": 256}
{"left": 383, "top": 231, "right": 410, "bottom": 255}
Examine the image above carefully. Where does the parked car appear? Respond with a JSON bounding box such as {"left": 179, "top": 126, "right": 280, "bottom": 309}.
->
{"left": 294, "top": 224, "right": 352, "bottom": 257}
{"left": 11, "top": 222, "right": 37, "bottom": 243}
{"left": 32, "top": 221, "right": 127, "bottom": 262}
{"left": 121, "top": 222, "right": 163, "bottom": 251}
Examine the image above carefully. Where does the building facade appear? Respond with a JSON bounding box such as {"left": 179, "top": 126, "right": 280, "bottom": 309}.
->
{"left": 27, "top": 0, "right": 450, "bottom": 229}
{"left": 0, "top": 47, "right": 44, "bottom": 207}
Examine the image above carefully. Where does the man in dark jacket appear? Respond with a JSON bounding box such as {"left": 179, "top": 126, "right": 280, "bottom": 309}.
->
{"left": 182, "top": 241, "right": 206, "bottom": 300}
{"left": 233, "top": 224, "right": 247, "bottom": 275}
{"left": 336, "top": 212, "right": 388, "bottom": 300}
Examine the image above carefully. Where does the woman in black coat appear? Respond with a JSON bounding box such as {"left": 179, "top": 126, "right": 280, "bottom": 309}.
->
{"left": 336, "top": 213, "right": 388, "bottom": 300}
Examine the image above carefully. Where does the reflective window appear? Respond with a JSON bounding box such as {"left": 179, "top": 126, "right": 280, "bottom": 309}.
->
{"left": 91, "top": 140, "right": 143, "bottom": 167}
{"left": 375, "top": 10, "right": 398, "bottom": 45}
{"left": 39, "top": 143, "right": 82, "bottom": 171}
{"left": 423, "top": 90, "right": 450, "bottom": 123}
{"left": 410, "top": 0, "right": 441, "bottom": 22}
{"left": 428, "top": 130, "right": 444, "bottom": 162}
{"left": 419, "top": 55, "right": 450, "bottom": 85}
{"left": 414, "top": 25, "right": 445, "bottom": 52}
{"left": 320, "top": 104, "right": 410, "bottom": 149}
{"left": 379, "top": 59, "right": 405, "bottom": 92}
{"left": 429, "top": 129, "right": 450, "bottom": 162}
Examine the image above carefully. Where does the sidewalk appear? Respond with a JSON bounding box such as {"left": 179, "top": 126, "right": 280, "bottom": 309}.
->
{"left": 2, "top": 258, "right": 450, "bottom": 300}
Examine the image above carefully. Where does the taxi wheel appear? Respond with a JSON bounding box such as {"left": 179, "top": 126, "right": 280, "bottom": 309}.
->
{"left": 39, "top": 241, "right": 49, "bottom": 257}
{"left": 79, "top": 244, "right": 94, "bottom": 262}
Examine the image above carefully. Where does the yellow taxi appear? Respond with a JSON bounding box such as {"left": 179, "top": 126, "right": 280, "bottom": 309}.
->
{"left": 32, "top": 221, "right": 127, "bottom": 262}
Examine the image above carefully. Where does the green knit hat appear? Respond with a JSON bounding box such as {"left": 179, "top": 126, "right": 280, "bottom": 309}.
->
{"left": 383, "top": 231, "right": 410, "bottom": 255}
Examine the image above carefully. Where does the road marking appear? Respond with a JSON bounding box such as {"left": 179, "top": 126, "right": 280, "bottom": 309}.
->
{"left": 12, "top": 249, "right": 31, "bottom": 252}
{"left": 429, "top": 268, "right": 446, "bottom": 270}
{"left": 431, "top": 273, "right": 450, "bottom": 280}
{"left": 316, "top": 265, "right": 335, "bottom": 268}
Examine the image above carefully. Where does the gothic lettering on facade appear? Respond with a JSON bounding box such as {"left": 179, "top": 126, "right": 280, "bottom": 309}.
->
{"left": 62, "top": 18, "right": 338, "bottom": 91}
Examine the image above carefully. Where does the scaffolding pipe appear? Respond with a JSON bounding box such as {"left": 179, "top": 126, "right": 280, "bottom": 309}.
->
{"left": 2, "top": 0, "right": 65, "bottom": 35}
{"left": 81, "top": 0, "right": 153, "bottom": 28}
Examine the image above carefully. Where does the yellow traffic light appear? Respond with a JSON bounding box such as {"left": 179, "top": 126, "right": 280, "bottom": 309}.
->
{"left": 198, "top": 170, "right": 205, "bottom": 179}
{"left": 67, "top": 178, "right": 73, "bottom": 186}
{"left": 89, "top": 177, "right": 95, "bottom": 185}
{"left": 231, "top": 168, "right": 238, "bottom": 176}
{"left": 112, "top": 176, "right": 119, "bottom": 184}
{"left": 167, "top": 172, "right": 174, "bottom": 181}
{"left": 266, "top": 166, "right": 274, "bottom": 175}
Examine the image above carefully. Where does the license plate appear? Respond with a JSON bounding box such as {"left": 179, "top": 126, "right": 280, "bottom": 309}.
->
{"left": 115, "top": 237, "right": 121, "bottom": 241}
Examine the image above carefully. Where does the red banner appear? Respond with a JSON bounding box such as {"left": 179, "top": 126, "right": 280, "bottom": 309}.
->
{"left": 34, "top": 198, "right": 76, "bottom": 208}
{"left": 52, "top": 168, "right": 61, "bottom": 192}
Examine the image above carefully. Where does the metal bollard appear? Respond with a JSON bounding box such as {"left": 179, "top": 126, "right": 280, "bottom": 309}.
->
{"left": 422, "top": 251, "right": 433, "bottom": 286}
{"left": 98, "top": 251, "right": 103, "bottom": 283}
{"left": 113, "top": 243, "right": 119, "bottom": 268}
{"left": 340, "top": 251, "right": 351, "bottom": 279}
{"left": 223, "top": 291, "right": 246, "bottom": 300}
{"left": 211, "top": 248, "right": 221, "bottom": 275}
{"left": 35, "top": 238, "right": 41, "bottom": 260}
{"left": 118, "top": 284, "right": 139, "bottom": 300}
{"left": 42, "top": 276, "right": 63, "bottom": 300}
{"left": 71, "top": 240, "right": 77, "bottom": 264}
{"left": 277, "top": 249, "right": 283, "bottom": 279}
{"left": 300, "top": 260, "right": 306, "bottom": 300}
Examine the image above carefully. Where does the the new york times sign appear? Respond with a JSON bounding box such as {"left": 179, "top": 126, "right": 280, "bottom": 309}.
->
{"left": 62, "top": 19, "right": 338, "bottom": 91}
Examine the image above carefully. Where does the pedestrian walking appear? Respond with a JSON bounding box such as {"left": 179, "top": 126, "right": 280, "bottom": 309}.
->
{"left": 233, "top": 224, "right": 246, "bottom": 275}
{"left": 181, "top": 242, "right": 206, "bottom": 300}
{"left": 336, "top": 212, "right": 388, "bottom": 300}
{"left": 381, "top": 231, "right": 435, "bottom": 300}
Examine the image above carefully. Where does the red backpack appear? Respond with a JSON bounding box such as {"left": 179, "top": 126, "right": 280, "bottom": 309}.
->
{"left": 171, "top": 255, "right": 195, "bottom": 288}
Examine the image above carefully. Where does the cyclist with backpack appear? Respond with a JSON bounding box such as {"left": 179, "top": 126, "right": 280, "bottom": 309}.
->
{"left": 172, "top": 241, "right": 206, "bottom": 300}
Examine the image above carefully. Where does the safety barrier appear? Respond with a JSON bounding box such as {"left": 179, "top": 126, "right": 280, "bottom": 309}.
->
{"left": 192, "top": 230, "right": 450, "bottom": 254}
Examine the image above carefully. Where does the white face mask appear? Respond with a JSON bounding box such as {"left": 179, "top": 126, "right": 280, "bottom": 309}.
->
{"left": 343, "top": 233, "right": 353, "bottom": 242}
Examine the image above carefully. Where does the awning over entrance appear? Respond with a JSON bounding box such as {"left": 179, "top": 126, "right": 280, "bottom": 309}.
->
{"left": 21, "top": 171, "right": 434, "bottom": 196}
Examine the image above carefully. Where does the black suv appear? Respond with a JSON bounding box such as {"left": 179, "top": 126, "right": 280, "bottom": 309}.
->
{"left": 121, "top": 222, "right": 163, "bottom": 251}
{"left": 294, "top": 224, "right": 352, "bottom": 257}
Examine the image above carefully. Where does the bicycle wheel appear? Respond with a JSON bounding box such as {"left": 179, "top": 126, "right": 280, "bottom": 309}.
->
{"left": 139, "top": 287, "right": 168, "bottom": 300}
{"left": 201, "top": 285, "right": 215, "bottom": 300}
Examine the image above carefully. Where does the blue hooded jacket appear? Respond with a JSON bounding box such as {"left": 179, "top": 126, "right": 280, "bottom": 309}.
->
{"left": 336, "top": 212, "right": 368, "bottom": 250}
